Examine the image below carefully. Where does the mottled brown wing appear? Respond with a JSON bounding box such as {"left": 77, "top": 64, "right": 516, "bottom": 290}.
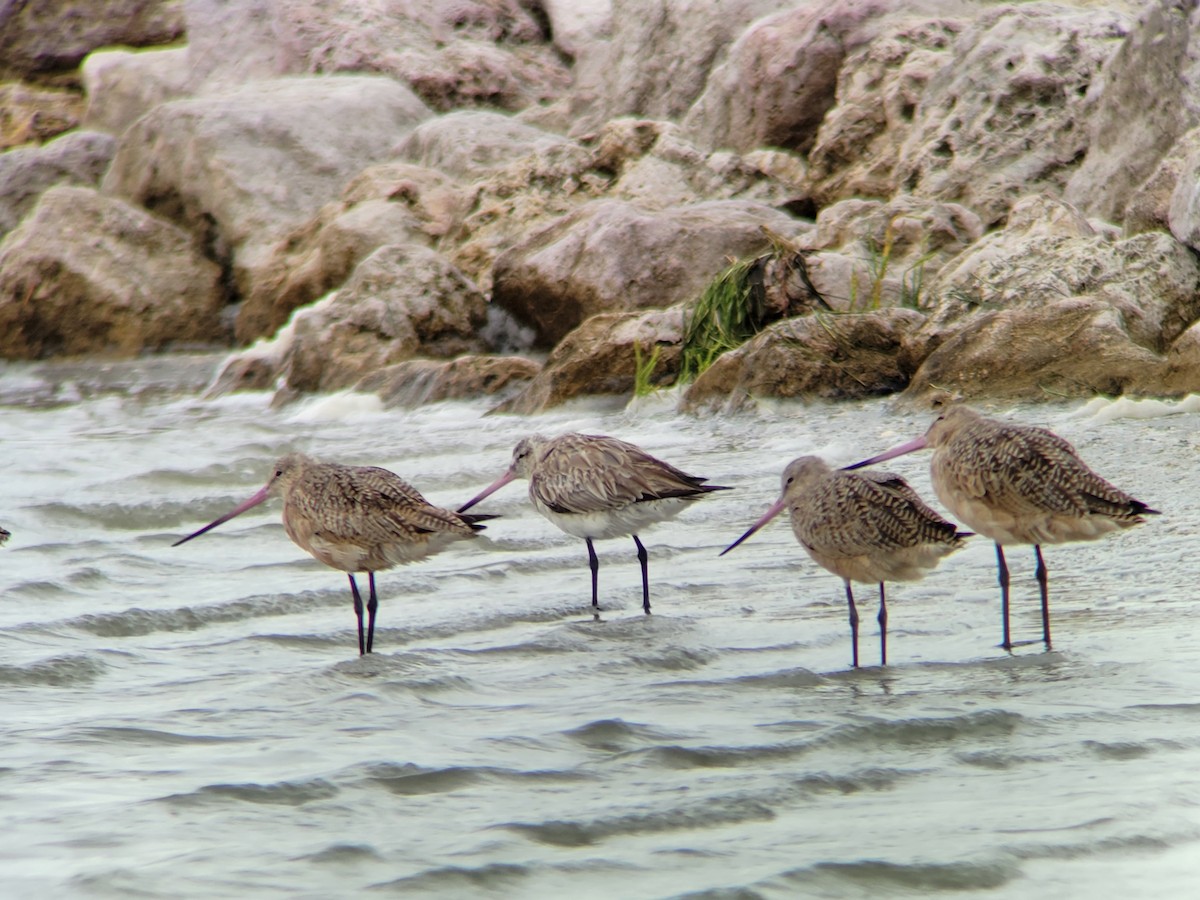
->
{"left": 529, "top": 433, "right": 712, "bottom": 514}
{"left": 798, "top": 472, "right": 961, "bottom": 559}
{"left": 942, "top": 422, "right": 1138, "bottom": 518}
{"left": 291, "top": 464, "right": 477, "bottom": 543}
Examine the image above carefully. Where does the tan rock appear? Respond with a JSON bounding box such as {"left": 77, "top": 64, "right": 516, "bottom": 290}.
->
{"left": 0, "top": 185, "right": 224, "bottom": 359}
{"left": 0, "top": 0, "right": 184, "bottom": 80}
{"left": 1125, "top": 126, "right": 1200, "bottom": 237}
{"left": 0, "top": 129, "right": 115, "bottom": 237}
{"left": 0, "top": 82, "right": 85, "bottom": 150}
{"left": 355, "top": 356, "right": 541, "bottom": 408}
{"left": 493, "top": 307, "right": 684, "bottom": 414}
{"left": 681, "top": 308, "right": 926, "bottom": 413}
{"left": 1159, "top": 320, "right": 1200, "bottom": 395}
{"left": 922, "top": 197, "right": 1200, "bottom": 354}
{"left": 904, "top": 299, "right": 1166, "bottom": 404}
{"left": 214, "top": 244, "right": 488, "bottom": 395}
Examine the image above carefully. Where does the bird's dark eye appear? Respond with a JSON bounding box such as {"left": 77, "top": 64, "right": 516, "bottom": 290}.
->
{"left": 275, "top": 470, "right": 283, "bottom": 477}
{"left": 786, "top": 477, "right": 794, "bottom": 485}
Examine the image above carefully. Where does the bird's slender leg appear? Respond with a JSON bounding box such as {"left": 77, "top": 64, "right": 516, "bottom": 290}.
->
{"left": 844, "top": 580, "right": 860, "bottom": 668}
{"left": 348, "top": 574, "right": 366, "bottom": 656}
{"left": 633, "top": 535, "right": 650, "bottom": 615}
{"left": 1034, "top": 545, "right": 1051, "bottom": 651}
{"left": 365, "top": 571, "right": 379, "bottom": 654}
{"left": 995, "top": 543, "right": 1012, "bottom": 651}
{"left": 877, "top": 582, "right": 888, "bottom": 667}
{"left": 586, "top": 538, "right": 600, "bottom": 610}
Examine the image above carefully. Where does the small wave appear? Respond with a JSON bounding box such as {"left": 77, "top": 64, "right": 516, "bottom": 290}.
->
{"left": 1083, "top": 739, "right": 1157, "bottom": 761}
{"left": 817, "top": 709, "right": 1023, "bottom": 751}
{"left": 371, "top": 862, "right": 530, "bottom": 893}
{"left": 1006, "top": 832, "right": 1171, "bottom": 861}
{"left": 296, "top": 843, "right": 384, "bottom": 864}
{"left": 73, "top": 726, "right": 249, "bottom": 746}
{"left": 773, "top": 858, "right": 1020, "bottom": 892}
{"left": 67, "top": 589, "right": 339, "bottom": 637}
{"left": 0, "top": 653, "right": 105, "bottom": 687}
{"left": 502, "top": 794, "right": 776, "bottom": 847}
{"left": 159, "top": 777, "right": 339, "bottom": 808}
{"left": 670, "top": 666, "right": 825, "bottom": 690}
{"left": 359, "top": 762, "right": 587, "bottom": 796}
{"left": 563, "top": 718, "right": 679, "bottom": 752}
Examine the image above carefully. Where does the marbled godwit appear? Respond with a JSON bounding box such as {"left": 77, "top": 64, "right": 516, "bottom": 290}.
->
{"left": 722, "top": 456, "right": 969, "bottom": 667}
{"left": 174, "top": 453, "right": 492, "bottom": 655}
{"left": 458, "top": 433, "right": 730, "bottom": 615}
{"left": 845, "top": 405, "right": 1159, "bottom": 650}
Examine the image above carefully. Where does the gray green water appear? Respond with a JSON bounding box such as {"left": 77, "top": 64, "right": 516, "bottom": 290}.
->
{"left": 2, "top": 355, "right": 1200, "bottom": 898}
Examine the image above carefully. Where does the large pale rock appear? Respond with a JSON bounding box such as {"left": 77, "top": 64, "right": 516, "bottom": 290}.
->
{"left": 0, "top": 185, "right": 224, "bottom": 359}
{"left": 185, "top": 0, "right": 569, "bottom": 110}
{"left": 542, "top": 0, "right": 613, "bottom": 60}
{"left": 1065, "top": 0, "right": 1200, "bottom": 224}
{"left": 216, "top": 244, "right": 488, "bottom": 395}
{"left": 897, "top": 4, "right": 1130, "bottom": 226}
{"left": 684, "top": 0, "right": 908, "bottom": 154}
{"left": 0, "top": 0, "right": 185, "bottom": 80}
{"left": 355, "top": 356, "right": 541, "bottom": 408}
{"left": 923, "top": 197, "right": 1200, "bottom": 354}
{"left": 491, "top": 199, "right": 802, "bottom": 347}
{"left": 806, "top": 17, "right": 966, "bottom": 207}
{"left": 81, "top": 47, "right": 191, "bottom": 136}
{"left": 578, "top": 0, "right": 788, "bottom": 135}
{"left": 493, "top": 307, "right": 684, "bottom": 415}
{"left": 904, "top": 299, "right": 1165, "bottom": 405}
{"left": 0, "top": 82, "right": 85, "bottom": 149}
{"left": 397, "top": 111, "right": 576, "bottom": 180}
{"left": 102, "top": 76, "right": 432, "bottom": 299}
{"left": 0, "top": 130, "right": 116, "bottom": 237}
{"left": 681, "top": 308, "right": 926, "bottom": 413}
{"left": 237, "top": 162, "right": 475, "bottom": 343}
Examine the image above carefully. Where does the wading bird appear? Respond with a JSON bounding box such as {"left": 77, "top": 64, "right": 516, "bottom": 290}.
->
{"left": 459, "top": 433, "right": 730, "bottom": 615}
{"left": 845, "top": 405, "right": 1158, "bottom": 650}
{"left": 174, "top": 453, "right": 492, "bottom": 655}
{"left": 723, "top": 456, "right": 969, "bottom": 667}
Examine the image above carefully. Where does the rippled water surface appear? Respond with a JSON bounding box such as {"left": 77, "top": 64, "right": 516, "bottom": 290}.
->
{"left": 3, "top": 356, "right": 1200, "bottom": 898}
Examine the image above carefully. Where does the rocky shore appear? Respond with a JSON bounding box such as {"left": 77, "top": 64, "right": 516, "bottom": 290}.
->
{"left": 3, "top": 0, "right": 1200, "bottom": 412}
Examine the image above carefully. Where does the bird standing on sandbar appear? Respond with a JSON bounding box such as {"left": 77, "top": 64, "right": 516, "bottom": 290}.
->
{"left": 458, "top": 433, "right": 730, "bottom": 615}
{"left": 174, "top": 452, "right": 492, "bottom": 655}
{"left": 845, "top": 405, "right": 1159, "bottom": 651}
{"left": 722, "top": 456, "right": 969, "bottom": 667}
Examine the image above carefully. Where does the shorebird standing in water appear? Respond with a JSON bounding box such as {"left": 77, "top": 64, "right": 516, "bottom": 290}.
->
{"left": 845, "top": 405, "right": 1158, "bottom": 651}
{"left": 0, "top": 526, "right": 9, "bottom": 546}
{"left": 174, "top": 453, "right": 492, "bottom": 655}
{"left": 459, "top": 433, "right": 730, "bottom": 615}
{"left": 722, "top": 456, "right": 969, "bottom": 667}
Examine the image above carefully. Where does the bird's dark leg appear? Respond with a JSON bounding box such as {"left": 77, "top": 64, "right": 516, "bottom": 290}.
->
{"left": 586, "top": 538, "right": 600, "bottom": 610}
{"left": 633, "top": 535, "right": 650, "bottom": 615}
{"left": 877, "top": 582, "right": 888, "bottom": 667}
{"left": 365, "top": 571, "right": 379, "bottom": 654}
{"left": 348, "top": 574, "right": 365, "bottom": 656}
{"left": 1034, "top": 545, "right": 1051, "bottom": 651}
{"left": 845, "top": 580, "right": 860, "bottom": 668}
{"left": 995, "top": 543, "right": 1012, "bottom": 651}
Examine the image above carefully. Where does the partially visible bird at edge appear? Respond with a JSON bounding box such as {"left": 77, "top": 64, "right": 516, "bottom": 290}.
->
{"left": 845, "top": 405, "right": 1159, "bottom": 651}
{"left": 458, "top": 433, "right": 731, "bottom": 616}
{"left": 722, "top": 456, "right": 970, "bottom": 668}
{"left": 173, "top": 453, "right": 494, "bottom": 655}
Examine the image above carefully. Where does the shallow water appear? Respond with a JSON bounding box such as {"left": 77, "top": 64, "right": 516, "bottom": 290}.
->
{"left": 3, "top": 357, "right": 1200, "bottom": 898}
